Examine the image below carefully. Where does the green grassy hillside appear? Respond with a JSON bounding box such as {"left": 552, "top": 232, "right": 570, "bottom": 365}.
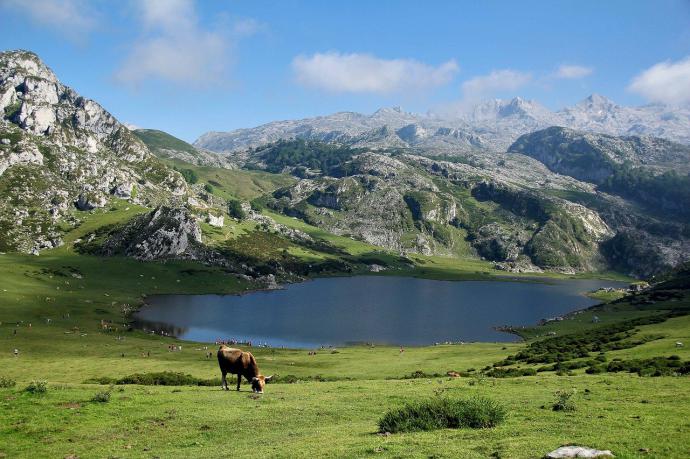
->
{"left": 1, "top": 184, "right": 688, "bottom": 458}
{"left": 133, "top": 129, "right": 199, "bottom": 156}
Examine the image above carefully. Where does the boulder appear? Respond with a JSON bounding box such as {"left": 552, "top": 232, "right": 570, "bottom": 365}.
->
{"left": 111, "top": 183, "right": 134, "bottom": 199}
{"left": 75, "top": 193, "right": 106, "bottom": 211}
{"left": 207, "top": 214, "right": 224, "bottom": 227}
{"left": 545, "top": 446, "right": 614, "bottom": 458}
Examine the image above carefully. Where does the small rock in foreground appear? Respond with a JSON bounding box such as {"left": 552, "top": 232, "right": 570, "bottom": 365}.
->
{"left": 545, "top": 446, "right": 614, "bottom": 458}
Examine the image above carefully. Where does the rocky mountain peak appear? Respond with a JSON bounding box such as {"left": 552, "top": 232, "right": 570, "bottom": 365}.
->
{"left": 0, "top": 50, "right": 187, "bottom": 253}
{"left": 373, "top": 106, "right": 404, "bottom": 115}
{"left": 575, "top": 94, "right": 618, "bottom": 113}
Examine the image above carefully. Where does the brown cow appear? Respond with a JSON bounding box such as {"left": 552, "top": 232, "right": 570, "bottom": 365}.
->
{"left": 217, "top": 346, "right": 273, "bottom": 393}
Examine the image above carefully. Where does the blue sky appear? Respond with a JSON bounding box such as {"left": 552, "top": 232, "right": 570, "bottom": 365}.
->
{"left": 2, "top": 0, "right": 690, "bottom": 142}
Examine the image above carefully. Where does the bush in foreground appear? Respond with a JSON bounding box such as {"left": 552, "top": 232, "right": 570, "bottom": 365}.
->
{"left": 552, "top": 389, "right": 577, "bottom": 411}
{"left": 378, "top": 397, "right": 506, "bottom": 433}
{"left": 86, "top": 372, "right": 220, "bottom": 386}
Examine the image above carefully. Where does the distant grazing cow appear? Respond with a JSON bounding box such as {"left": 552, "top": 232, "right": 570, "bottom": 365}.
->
{"left": 217, "top": 346, "right": 273, "bottom": 393}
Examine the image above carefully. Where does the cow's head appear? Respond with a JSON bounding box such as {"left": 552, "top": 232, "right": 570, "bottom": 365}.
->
{"left": 251, "top": 375, "right": 273, "bottom": 393}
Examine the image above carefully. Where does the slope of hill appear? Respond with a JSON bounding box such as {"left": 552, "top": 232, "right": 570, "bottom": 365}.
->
{"left": 134, "top": 128, "right": 234, "bottom": 169}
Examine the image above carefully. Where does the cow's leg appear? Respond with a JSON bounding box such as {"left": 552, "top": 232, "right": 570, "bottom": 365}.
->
{"left": 221, "top": 370, "right": 228, "bottom": 390}
{"left": 236, "top": 373, "right": 241, "bottom": 391}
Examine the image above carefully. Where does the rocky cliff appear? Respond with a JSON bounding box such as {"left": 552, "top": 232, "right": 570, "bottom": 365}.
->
{"left": 0, "top": 50, "right": 187, "bottom": 253}
{"left": 509, "top": 126, "right": 690, "bottom": 183}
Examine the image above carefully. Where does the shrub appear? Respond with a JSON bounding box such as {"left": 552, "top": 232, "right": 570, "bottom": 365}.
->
{"left": 552, "top": 389, "right": 577, "bottom": 411}
{"left": 484, "top": 367, "right": 537, "bottom": 378}
{"left": 116, "top": 372, "right": 219, "bottom": 386}
{"left": 585, "top": 365, "right": 604, "bottom": 374}
{"left": 204, "top": 183, "right": 214, "bottom": 193}
{"left": 176, "top": 168, "right": 198, "bottom": 184}
{"left": 274, "top": 374, "right": 299, "bottom": 384}
{"left": 378, "top": 397, "right": 506, "bottom": 433}
{"left": 0, "top": 376, "right": 16, "bottom": 388}
{"left": 228, "top": 199, "right": 246, "bottom": 220}
{"left": 404, "top": 370, "right": 444, "bottom": 379}
{"left": 25, "top": 380, "right": 48, "bottom": 394}
{"left": 91, "top": 390, "right": 111, "bottom": 403}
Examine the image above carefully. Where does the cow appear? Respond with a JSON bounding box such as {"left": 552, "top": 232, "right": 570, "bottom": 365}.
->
{"left": 217, "top": 346, "right": 273, "bottom": 393}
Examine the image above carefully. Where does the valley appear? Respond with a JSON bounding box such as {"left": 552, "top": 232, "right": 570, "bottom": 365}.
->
{"left": 1, "top": 47, "right": 689, "bottom": 459}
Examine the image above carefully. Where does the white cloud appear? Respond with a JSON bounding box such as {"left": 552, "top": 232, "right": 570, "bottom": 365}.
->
{"left": 115, "top": 0, "right": 257, "bottom": 87}
{"left": 553, "top": 64, "right": 593, "bottom": 79}
{"left": 1, "top": 0, "right": 96, "bottom": 38}
{"left": 461, "top": 69, "right": 532, "bottom": 101}
{"left": 231, "top": 18, "right": 265, "bottom": 38}
{"left": 137, "top": 0, "right": 195, "bottom": 31}
{"left": 292, "top": 52, "right": 459, "bottom": 93}
{"left": 628, "top": 56, "right": 690, "bottom": 105}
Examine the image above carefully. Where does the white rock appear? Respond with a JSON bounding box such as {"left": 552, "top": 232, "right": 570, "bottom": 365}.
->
{"left": 111, "top": 183, "right": 134, "bottom": 199}
{"left": 207, "top": 214, "right": 224, "bottom": 227}
{"left": 545, "top": 446, "right": 614, "bottom": 458}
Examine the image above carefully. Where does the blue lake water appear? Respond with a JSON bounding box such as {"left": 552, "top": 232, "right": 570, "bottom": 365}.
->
{"left": 132, "top": 276, "right": 626, "bottom": 348}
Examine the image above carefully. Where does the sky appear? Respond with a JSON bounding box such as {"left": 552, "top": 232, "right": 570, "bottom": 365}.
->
{"left": 1, "top": 0, "right": 690, "bottom": 142}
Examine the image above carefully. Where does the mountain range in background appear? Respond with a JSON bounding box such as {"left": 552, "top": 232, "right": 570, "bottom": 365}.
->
{"left": 195, "top": 95, "right": 690, "bottom": 155}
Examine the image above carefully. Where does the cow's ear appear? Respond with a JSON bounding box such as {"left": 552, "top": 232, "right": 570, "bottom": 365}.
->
{"left": 264, "top": 375, "right": 273, "bottom": 382}
{"left": 251, "top": 377, "right": 258, "bottom": 382}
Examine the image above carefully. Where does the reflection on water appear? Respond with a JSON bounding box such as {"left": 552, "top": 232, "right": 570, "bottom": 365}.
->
{"left": 132, "top": 318, "right": 189, "bottom": 338}
{"left": 132, "top": 276, "right": 626, "bottom": 348}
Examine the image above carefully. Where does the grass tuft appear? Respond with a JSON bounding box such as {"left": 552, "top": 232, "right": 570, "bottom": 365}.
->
{"left": 378, "top": 397, "right": 506, "bottom": 433}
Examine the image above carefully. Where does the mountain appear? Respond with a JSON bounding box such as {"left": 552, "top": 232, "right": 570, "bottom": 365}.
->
{"left": 559, "top": 94, "right": 690, "bottom": 143}
{"left": 234, "top": 131, "right": 689, "bottom": 277}
{"left": 195, "top": 96, "right": 690, "bottom": 155}
{"left": 264, "top": 147, "right": 613, "bottom": 273}
{"left": 509, "top": 126, "right": 690, "bottom": 221}
{"left": 133, "top": 129, "right": 234, "bottom": 169}
{"left": 0, "top": 50, "right": 186, "bottom": 253}
{"left": 509, "top": 126, "right": 690, "bottom": 183}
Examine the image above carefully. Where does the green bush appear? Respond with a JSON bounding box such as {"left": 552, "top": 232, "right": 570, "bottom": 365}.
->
{"left": 552, "top": 389, "right": 577, "bottom": 411}
{"left": 228, "top": 199, "right": 246, "bottom": 220}
{"left": 0, "top": 376, "right": 16, "bottom": 388}
{"left": 86, "top": 372, "right": 220, "bottom": 386}
{"left": 175, "top": 167, "right": 198, "bottom": 184}
{"left": 605, "top": 356, "right": 690, "bottom": 376}
{"left": 404, "top": 370, "right": 444, "bottom": 379}
{"left": 378, "top": 397, "right": 506, "bottom": 433}
{"left": 25, "top": 380, "right": 48, "bottom": 394}
{"left": 116, "top": 372, "right": 219, "bottom": 386}
{"left": 484, "top": 367, "right": 537, "bottom": 378}
{"left": 91, "top": 390, "right": 111, "bottom": 403}
{"left": 274, "top": 374, "right": 299, "bottom": 384}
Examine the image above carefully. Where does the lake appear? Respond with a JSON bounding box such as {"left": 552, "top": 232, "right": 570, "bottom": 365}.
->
{"left": 132, "top": 276, "right": 626, "bottom": 347}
